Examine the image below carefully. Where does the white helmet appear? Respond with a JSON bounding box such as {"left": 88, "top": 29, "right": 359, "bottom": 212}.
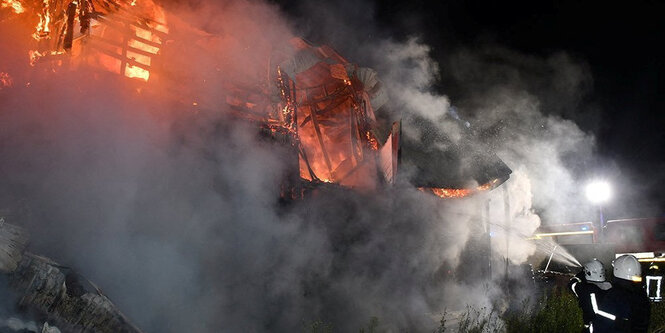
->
{"left": 613, "top": 255, "right": 642, "bottom": 282}
{"left": 583, "top": 259, "right": 606, "bottom": 282}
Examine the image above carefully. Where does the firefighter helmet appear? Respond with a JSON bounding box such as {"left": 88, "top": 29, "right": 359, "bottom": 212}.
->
{"left": 583, "top": 259, "right": 606, "bottom": 282}
{"left": 613, "top": 255, "right": 642, "bottom": 282}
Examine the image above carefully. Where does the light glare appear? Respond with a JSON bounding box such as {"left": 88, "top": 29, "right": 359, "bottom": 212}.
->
{"left": 585, "top": 180, "right": 612, "bottom": 204}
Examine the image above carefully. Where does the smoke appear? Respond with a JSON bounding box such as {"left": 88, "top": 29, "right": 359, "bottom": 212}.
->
{"left": 440, "top": 47, "right": 598, "bottom": 223}
{"left": 0, "top": 0, "right": 610, "bottom": 331}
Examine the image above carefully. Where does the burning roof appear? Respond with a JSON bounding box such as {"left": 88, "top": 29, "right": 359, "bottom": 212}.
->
{"left": 400, "top": 117, "right": 512, "bottom": 198}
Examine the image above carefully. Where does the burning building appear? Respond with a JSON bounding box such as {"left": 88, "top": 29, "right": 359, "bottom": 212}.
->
{"left": 1, "top": 0, "right": 510, "bottom": 196}
{"left": 0, "top": 0, "right": 518, "bottom": 330}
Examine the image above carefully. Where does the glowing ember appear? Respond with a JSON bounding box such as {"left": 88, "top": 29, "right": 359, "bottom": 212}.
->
{"left": 428, "top": 188, "right": 473, "bottom": 198}
{"left": 366, "top": 131, "right": 379, "bottom": 150}
{"left": 420, "top": 179, "right": 501, "bottom": 199}
{"left": 0, "top": 72, "right": 13, "bottom": 89}
{"left": 1, "top": 0, "right": 24, "bottom": 13}
{"left": 29, "top": 50, "right": 43, "bottom": 66}
{"left": 29, "top": 49, "right": 63, "bottom": 66}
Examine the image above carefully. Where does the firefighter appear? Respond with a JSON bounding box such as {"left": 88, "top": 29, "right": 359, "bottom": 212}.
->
{"left": 569, "top": 258, "right": 612, "bottom": 332}
{"left": 646, "top": 263, "right": 663, "bottom": 302}
{"left": 593, "top": 254, "right": 650, "bottom": 332}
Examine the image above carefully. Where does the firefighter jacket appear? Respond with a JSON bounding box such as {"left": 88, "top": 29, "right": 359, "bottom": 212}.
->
{"left": 569, "top": 270, "right": 612, "bottom": 331}
{"left": 646, "top": 266, "right": 663, "bottom": 302}
{"left": 592, "top": 278, "right": 650, "bottom": 333}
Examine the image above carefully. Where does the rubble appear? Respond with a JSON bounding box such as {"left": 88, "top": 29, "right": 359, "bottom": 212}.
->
{"left": 1, "top": 222, "right": 143, "bottom": 333}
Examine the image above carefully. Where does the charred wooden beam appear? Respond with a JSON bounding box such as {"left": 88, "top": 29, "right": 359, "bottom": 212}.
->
{"left": 94, "top": 16, "right": 165, "bottom": 49}
{"left": 88, "top": 35, "right": 159, "bottom": 59}
{"left": 63, "top": 1, "right": 78, "bottom": 50}
{"left": 306, "top": 103, "right": 334, "bottom": 181}
{"left": 87, "top": 41, "right": 152, "bottom": 71}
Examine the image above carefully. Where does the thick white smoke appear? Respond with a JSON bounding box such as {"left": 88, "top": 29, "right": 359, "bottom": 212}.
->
{"left": 0, "top": 0, "right": 608, "bottom": 331}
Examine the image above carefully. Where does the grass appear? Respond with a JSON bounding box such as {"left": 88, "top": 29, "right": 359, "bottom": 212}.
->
{"left": 650, "top": 302, "right": 665, "bottom": 333}
{"left": 304, "top": 287, "right": 665, "bottom": 332}
{"left": 502, "top": 287, "right": 583, "bottom": 333}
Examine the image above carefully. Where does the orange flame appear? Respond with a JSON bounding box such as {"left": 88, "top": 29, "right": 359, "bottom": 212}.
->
{"left": 1, "top": 0, "right": 24, "bottom": 13}
{"left": 420, "top": 179, "right": 501, "bottom": 199}
{"left": 33, "top": 0, "right": 51, "bottom": 40}
{"left": 120, "top": 5, "right": 168, "bottom": 81}
{"left": 4, "top": 0, "right": 168, "bottom": 81}
{"left": 427, "top": 188, "right": 473, "bottom": 198}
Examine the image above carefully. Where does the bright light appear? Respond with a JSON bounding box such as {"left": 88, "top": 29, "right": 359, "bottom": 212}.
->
{"left": 585, "top": 180, "right": 612, "bottom": 204}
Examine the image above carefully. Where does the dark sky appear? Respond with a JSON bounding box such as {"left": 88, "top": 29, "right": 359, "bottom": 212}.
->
{"left": 274, "top": 0, "right": 665, "bottom": 214}
{"left": 372, "top": 0, "right": 664, "bottom": 158}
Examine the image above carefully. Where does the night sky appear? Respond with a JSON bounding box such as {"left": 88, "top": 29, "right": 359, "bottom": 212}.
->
{"left": 275, "top": 0, "right": 665, "bottom": 216}
{"left": 373, "top": 0, "right": 664, "bottom": 162}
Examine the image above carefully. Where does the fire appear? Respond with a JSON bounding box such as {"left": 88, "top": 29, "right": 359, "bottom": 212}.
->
{"left": 124, "top": 26, "right": 158, "bottom": 81}
{"left": 285, "top": 40, "right": 380, "bottom": 189}
{"left": 420, "top": 179, "right": 501, "bottom": 199}
{"left": 1, "top": 0, "right": 24, "bottom": 13}
{"left": 33, "top": 0, "right": 51, "bottom": 40}
{"left": 5, "top": 2, "right": 394, "bottom": 192}
{"left": 5, "top": 0, "right": 168, "bottom": 81}
{"left": 120, "top": 4, "right": 168, "bottom": 81}
{"left": 427, "top": 188, "right": 473, "bottom": 198}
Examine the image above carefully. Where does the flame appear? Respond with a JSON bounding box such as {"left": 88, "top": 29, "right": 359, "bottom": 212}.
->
{"left": 420, "top": 179, "right": 501, "bottom": 199}
{"left": 125, "top": 27, "right": 155, "bottom": 81}
{"left": 121, "top": 5, "right": 168, "bottom": 81}
{"left": 427, "top": 188, "right": 473, "bottom": 198}
{"left": 4, "top": 0, "right": 169, "bottom": 81}
{"left": 33, "top": 0, "right": 51, "bottom": 40}
{"left": 1, "top": 0, "right": 24, "bottom": 13}
{"left": 296, "top": 77, "right": 378, "bottom": 187}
